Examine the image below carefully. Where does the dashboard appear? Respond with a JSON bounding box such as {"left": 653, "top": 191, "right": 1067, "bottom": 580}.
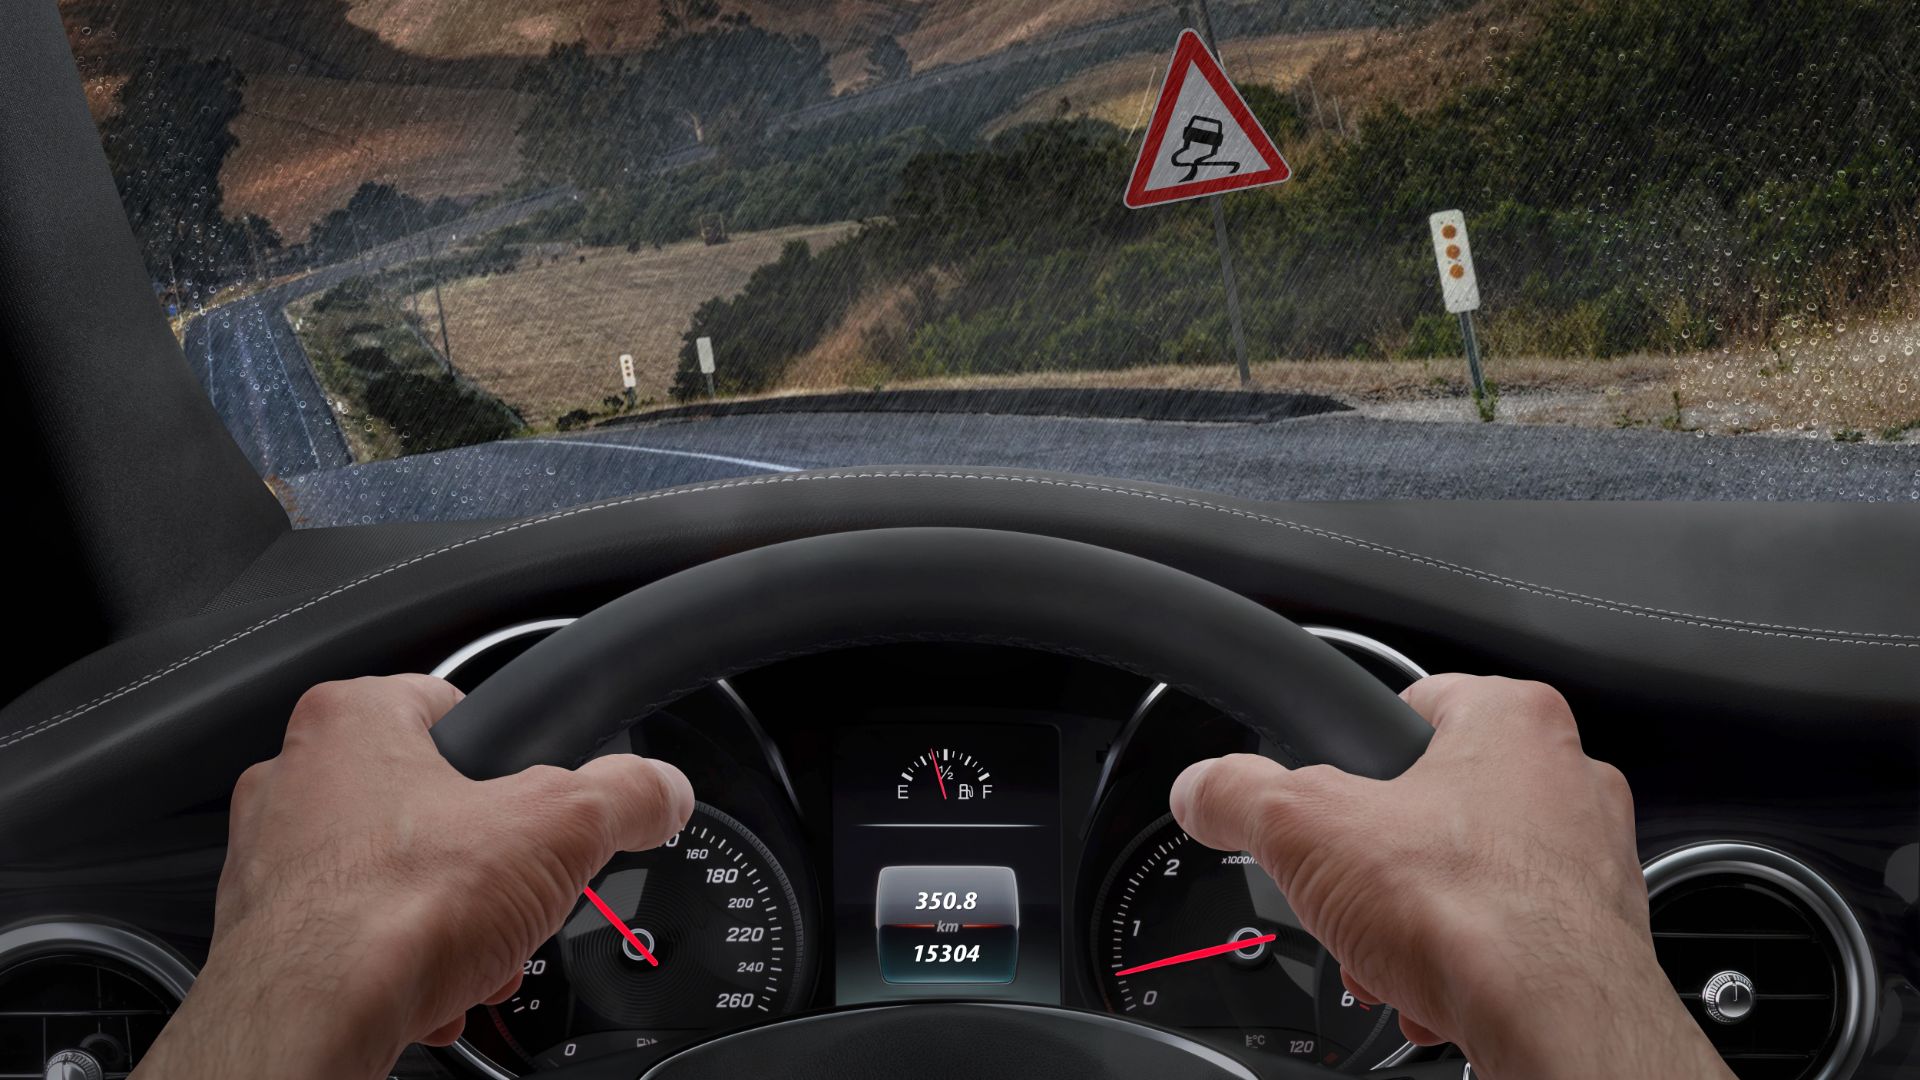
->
{"left": 0, "top": 483, "right": 1915, "bottom": 1080}
{"left": 434, "top": 626, "right": 1433, "bottom": 1079}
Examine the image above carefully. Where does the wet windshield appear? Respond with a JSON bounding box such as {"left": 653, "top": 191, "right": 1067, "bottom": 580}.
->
{"left": 64, "top": 0, "right": 1920, "bottom": 524}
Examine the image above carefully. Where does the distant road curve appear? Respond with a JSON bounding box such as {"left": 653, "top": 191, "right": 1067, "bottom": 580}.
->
{"left": 180, "top": 187, "right": 576, "bottom": 478}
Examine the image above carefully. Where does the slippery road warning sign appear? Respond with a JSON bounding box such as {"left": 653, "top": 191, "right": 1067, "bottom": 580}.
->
{"left": 1123, "top": 29, "right": 1291, "bottom": 209}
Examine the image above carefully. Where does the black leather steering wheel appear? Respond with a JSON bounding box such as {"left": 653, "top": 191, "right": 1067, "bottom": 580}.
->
{"left": 431, "top": 527, "right": 1436, "bottom": 1079}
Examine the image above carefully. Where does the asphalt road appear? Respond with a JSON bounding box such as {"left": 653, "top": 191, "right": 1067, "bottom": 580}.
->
{"left": 182, "top": 291, "right": 353, "bottom": 475}
{"left": 180, "top": 189, "right": 575, "bottom": 477}
{"left": 275, "top": 410, "right": 1920, "bottom": 526}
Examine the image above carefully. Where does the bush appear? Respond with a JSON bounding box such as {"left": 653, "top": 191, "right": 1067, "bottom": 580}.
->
{"left": 364, "top": 372, "right": 521, "bottom": 452}
{"left": 312, "top": 278, "right": 376, "bottom": 313}
{"left": 341, "top": 346, "right": 392, "bottom": 375}
{"left": 1400, "top": 313, "right": 1463, "bottom": 358}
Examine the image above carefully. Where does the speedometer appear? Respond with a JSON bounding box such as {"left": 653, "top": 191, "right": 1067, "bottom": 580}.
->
{"left": 1091, "top": 814, "right": 1409, "bottom": 1071}
{"left": 455, "top": 804, "right": 811, "bottom": 1078}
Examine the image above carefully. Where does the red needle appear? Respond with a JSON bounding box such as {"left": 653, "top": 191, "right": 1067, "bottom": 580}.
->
{"left": 929, "top": 749, "right": 948, "bottom": 800}
{"left": 582, "top": 885, "right": 658, "bottom": 967}
{"left": 1114, "top": 932, "right": 1276, "bottom": 977}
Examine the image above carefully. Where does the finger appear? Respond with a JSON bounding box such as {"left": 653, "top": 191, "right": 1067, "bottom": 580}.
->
{"left": 379, "top": 673, "right": 466, "bottom": 731}
{"left": 484, "top": 971, "right": 523, "bottom": 1006}
{"left": 1402, "top": 675, "right": 1576, "bottom": 752}
{"left": 1399, "top": 1015, "right": 1445, "bottom": 1046}
{"left": 1169, "top": 754, "right": 1348, "bottom": 887}
{"left": 570, "top": 755, "right": 695, "bottom": 853}
{"left": 1340, "top": 968, "right": 1382, "bottom": 1007}
{"left": 420, "top": 1015, "right": 466, "bottom": 1047}
{"left": 284, "top": 675, "right": 465, "bottom": 751}
{"left": 1398, "top": 673, "right": 1482, "bottom": 730}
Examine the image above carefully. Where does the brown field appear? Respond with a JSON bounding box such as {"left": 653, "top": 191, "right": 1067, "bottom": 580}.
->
{"left": 345, "top": 0, "right": 886, "bottom": 64}
{"left": 425, "top": 221, "right": 861, "bottom": 427}
{"left": 343, "top": 0, "right": 1158, "bottom": 75}
{"left": 224, "top": 75, "right": 529, "bottom": 238}
{"left": 987, "top": 30, "right": 1365, "bottom": 137}
{"left": 1300, "top": 0, "right": 1552, "bottom": 118}
{"left": 902, "top": 0, "right": 1160, "bottom": 71}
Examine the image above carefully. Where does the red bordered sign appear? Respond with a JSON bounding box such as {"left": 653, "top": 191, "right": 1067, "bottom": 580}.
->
{"left": 1123, "top": 29, "right": 1292, "bottom": 208}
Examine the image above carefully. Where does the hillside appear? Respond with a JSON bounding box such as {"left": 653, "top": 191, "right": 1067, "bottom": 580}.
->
{"left": 648, "top": 0, "right": 1920, "bottom": 445}
{"left": 223, "top": 76, "right": 528, "bottom": 236}
{"left": 61, "top": 0, "right": 1175, "bottom": 240}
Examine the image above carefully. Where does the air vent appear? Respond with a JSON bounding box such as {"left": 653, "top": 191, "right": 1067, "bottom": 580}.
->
{"left": 1645, "top": 844, "right": 1876, "bottom": 1080}
{"left": 0, "top": 922, "right": 195, "bottom": 1079}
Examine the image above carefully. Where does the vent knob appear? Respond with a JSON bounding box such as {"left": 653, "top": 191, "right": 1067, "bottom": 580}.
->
{"left": 43, "top": 1050, "right": 104, "bottom": 1080}
{"left": 1701, "top": 969, "right": 1756, "bottom": 1025}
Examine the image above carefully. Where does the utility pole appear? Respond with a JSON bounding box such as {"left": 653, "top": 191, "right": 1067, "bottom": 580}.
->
{"left": 1182, "top": 0, "right": 1252, "bottom": 387}
{"left": 427, "top": 234, "right": 455, "bottom": 373}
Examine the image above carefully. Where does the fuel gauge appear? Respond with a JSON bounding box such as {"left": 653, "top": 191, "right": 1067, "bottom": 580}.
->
{"left": 896, "top": 748, "right": 994, "bottom": 803}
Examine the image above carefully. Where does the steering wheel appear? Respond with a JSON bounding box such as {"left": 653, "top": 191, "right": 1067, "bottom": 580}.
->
{"left": 431, "top": 527, "right": 1435, "bottom": 1080}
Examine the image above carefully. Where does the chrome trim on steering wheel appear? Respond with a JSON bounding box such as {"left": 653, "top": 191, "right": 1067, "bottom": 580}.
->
{"left": 1298, "top": 625, "right": 1429, "bottom": 683}
{"left": 431, "top": 619, "right": 576, "bottom": 681}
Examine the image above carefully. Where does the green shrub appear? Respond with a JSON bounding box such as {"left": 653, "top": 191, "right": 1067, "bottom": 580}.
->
{"left": 1400, "top": 313, "right": 1464, "bottom": 358}
{"left": 341, "top": 346, "right": 392, "bottom": 375}
{"left": 364, "top": 372, "right": 521, "bottom": 452}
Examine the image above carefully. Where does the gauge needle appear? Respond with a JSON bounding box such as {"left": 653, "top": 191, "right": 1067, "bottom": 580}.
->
{"left": 929, "top": 748, "right": 948, "bottom": 799}
{"left": 582, "top": 884, "right": 658, "bottom": 967}
{"left": 1114, "top": 932, "right": 1277, "bottom": 977}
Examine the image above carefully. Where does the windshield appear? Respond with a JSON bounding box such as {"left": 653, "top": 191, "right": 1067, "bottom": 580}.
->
{"left": 63, "top": 0, "right": 1920, "bottom": 524}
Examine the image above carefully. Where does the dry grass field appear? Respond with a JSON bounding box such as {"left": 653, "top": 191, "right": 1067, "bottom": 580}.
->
{"left": 225, "top": 75, "right": 530, "bottom": 237}
{"left": 1298, "top": 0, "right": 1552, "bottom": 117}
{"left": 340, "top": 0, "right": 1161, "bottom": 90}
{"left": 986, "top": 30, "right": 1365, "bottom": 137}
{"left": 425, "top": 221, "right": 859, "bottom": 427}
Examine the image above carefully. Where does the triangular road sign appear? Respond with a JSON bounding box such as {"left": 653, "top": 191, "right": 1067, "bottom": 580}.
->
{"left": 1124, "top": 29, "right": 1292, "bottom": 208}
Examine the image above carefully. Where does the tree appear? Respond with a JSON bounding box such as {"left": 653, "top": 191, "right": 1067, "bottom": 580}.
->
{"left": 655, "top": 0, "right": 721, "bottom": 41}
{"left": 864, "top": 34, "right": 911, "bottom": 85}
{"left": 303, "top": 183, "right": 466, "bottom": 265}
{"left": 638, "top": 16, "right": 831, "bottom": 161}
{"left": 516, "top": 19, "right": 831, "bottom": 182}
{"left": 100, "top": 49, "right": 250, "bottom": 291}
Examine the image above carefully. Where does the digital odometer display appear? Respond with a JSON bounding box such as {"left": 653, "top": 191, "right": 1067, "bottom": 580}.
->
{"left": 456, "top": 804, "right": 808, "bottom": 1078}
{"left": 831, "top": 723, "right": 1061, "bottom": 1004}
{"left": 1092, "top": 814, "right": 1406, "bottom": 1070}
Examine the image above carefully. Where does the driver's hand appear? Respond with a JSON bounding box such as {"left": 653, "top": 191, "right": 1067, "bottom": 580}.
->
{"left": 1171, "top": 674, "right": 1734, "bottom": 1080}
{"left": 132, "top": 675, "right": 694, "bottom": 1080}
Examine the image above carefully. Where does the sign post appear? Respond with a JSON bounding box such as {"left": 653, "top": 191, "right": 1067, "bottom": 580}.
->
{"left": 1192, "top": 0, "right": 1248, "bottom": 388}
{"left": 1123, "top": 13, "right": 1291, "bottom": 388}
{"left": 618, "top": 353, "right": 637, "bottom": 408}
{"left": 1427, "top": 210, "right": 1487, "bottom": 408}
{"left": 696, "top": 336, "right": 717, "bottom": 399}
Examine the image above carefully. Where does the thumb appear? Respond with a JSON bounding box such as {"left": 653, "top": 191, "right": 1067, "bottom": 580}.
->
{"left": 1169, "top": 754, "right": 1352, "bottom": 890}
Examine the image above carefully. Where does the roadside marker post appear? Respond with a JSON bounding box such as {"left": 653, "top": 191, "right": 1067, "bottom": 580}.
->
{"left": 1428, "top": 209, "right": 1487, "bottom": 408}
{"left": 618, "top": 353, "right": 637, "bottom": 408}
{"left": 1122, "top": 11, "right": 1291, "bottom": 389}
{"left": 696, "top": 336, "right": 717, "bottom": 399}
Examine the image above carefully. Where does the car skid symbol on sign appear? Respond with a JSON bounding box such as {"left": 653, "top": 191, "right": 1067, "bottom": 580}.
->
{"left": 1169, "top": 116, "right": 1241, "bottom": 183}
{"left": 1122, "top": 30, "right": 1290, "bottom": 209}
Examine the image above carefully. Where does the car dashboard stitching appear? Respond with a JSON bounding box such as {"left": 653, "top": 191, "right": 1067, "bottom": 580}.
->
{"left": 2, "top": 470, "right": 1915, "bottom": 755}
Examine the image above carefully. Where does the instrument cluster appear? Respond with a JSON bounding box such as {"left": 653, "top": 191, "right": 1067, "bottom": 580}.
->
{"left": 434, "top": 630, "right": 1432, "bottom": 1079}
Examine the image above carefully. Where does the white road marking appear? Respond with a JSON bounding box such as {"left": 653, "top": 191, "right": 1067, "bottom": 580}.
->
{"left": 517, "top": 437, "right": 801, "bottom": 474}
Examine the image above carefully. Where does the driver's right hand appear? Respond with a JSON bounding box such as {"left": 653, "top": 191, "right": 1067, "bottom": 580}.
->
{"left": 1171, "top": 674, "right": 1735, "bottom": 1080}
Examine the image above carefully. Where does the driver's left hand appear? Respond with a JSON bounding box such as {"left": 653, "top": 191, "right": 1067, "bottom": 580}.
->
{"left": 131, "top": 674, "right": 694, "bottom": 1080}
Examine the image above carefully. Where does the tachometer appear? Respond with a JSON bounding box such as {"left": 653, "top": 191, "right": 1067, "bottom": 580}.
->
{"left": 455, "top": 804, "right": 810, "bottom": 1077}
{"left": 1091, "top": 814, "right": 1408, "bottom": 1071}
